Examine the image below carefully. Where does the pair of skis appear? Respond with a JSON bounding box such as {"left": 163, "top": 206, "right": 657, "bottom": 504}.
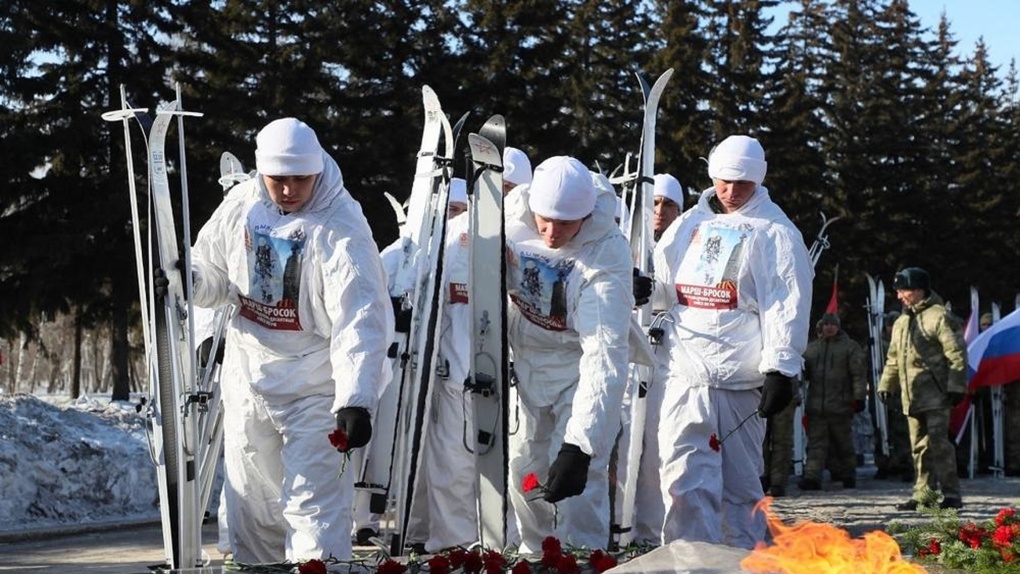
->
{"left": 865, "top": 273, "right": 888, "bottom": 461}
{"left": 788, "top": 214, "right": 843, "bottom": 477}
{"left": 103, "top": 85, "right": 224, "bottom": 570}
{"left": 614, "top": 68, "right": 673, "bottom": 547}
{"left": 367, "top": 86, "right": 510, "bottom": 554}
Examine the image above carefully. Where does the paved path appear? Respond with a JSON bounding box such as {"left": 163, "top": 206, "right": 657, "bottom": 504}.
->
{"left": 0, "top": 470, "right": 1016, "bottom": 573}
{"left": 768, "top": 466, "right": 1020, "bottom": 539}
{"left": 0, "top": 522, "right": 223, "bottom": 574}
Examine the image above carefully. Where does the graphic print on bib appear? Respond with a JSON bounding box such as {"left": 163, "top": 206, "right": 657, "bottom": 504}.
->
{"left": 239, "top": 228, "right": 305, "bottom": 330}
{"left": 448, "top": 231, "right": 469, "bottom": 305}
{"left": 674, "top": 223, "right": 747, "bottom": 310}
{"left": 509, "top": 252, "right": 574, "bottom": 331}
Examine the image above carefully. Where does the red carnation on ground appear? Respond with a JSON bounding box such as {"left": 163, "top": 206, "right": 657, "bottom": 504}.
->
{"left": 482, "top": 549, "right": 505, "bottom": 574}
{"left": 541, "top": 536, "right": 564, "bottom": 567}
{"left": 298, "top": 558, "right": 327, "bottom": 574}
{"left": 447, "top": 548, "right": 470, "bottom": 569}
{"left": 462, "top": 549, "right": 483, "bottom": 573}
{"left": 555, "top": 553, "right": 580, "bottom": 574}
{"left": 588, "top": 549, "right": 617, "bottom": 573}
{"left": 996, "top": 507, "right": 1018, "bottom": 527}
{"left": 918, "top": 538, "right": 941, "bottom": 557}
{"left": 428, "top": 554, "right": 451, "bottom": 574}
{"left": 992, "top": 524, "right": 1020, "bottom": 549}
{"left": 377, "top": 558, "right": 408, "bottom": 574}
{"left": 959, "top": 522, "right": 987, "bottom": 549}
{"left": 511, "top": 560, "right": 533, "bottom": 574}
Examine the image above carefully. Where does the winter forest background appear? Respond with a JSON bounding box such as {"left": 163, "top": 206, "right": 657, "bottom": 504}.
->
{"left": 1, "top": 0, "right": 1018, "bottom": 400}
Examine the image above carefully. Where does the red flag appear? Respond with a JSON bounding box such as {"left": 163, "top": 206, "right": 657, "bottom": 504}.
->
{"left": 825, "top": 265, "right": 839, "bottom": 315}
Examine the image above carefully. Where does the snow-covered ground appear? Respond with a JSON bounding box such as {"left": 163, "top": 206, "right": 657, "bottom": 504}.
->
{"left": 0, "top": 393, "right": 168, "bottom": 535}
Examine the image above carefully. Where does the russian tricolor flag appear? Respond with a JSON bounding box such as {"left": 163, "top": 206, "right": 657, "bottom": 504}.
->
{"left": 967, "top": 308, "right": 1020, "bottom": 389}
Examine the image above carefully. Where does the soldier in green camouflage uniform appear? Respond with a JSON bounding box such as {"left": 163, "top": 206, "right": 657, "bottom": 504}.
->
{"left": 879, "top": 267, "right": 968, "bottom": 511}
{"left": 873, "top": 311, "right": 914, "bottom": 482}
{"left": 797, "top": 314, "right": 867, "bottom": 491}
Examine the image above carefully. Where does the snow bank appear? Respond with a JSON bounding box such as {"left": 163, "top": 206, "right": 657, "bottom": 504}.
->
{"left": 0, "top": 394, "right": 160, "bottom": 532}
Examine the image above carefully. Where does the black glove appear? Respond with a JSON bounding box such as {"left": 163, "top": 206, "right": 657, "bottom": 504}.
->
{"left": 633, "top": 268, "right": 652, "bottom": 306}
{"left": 391, "top": 297, "right": 412, "bottom": 333}
{"left": 851, "top": 399, "right": 866, "bottom": 413}
{"left": 948, "top": 392, "right": 966, "bottom": 407}
{"left": 154, "top": 260, "right": 188, "bottom": 299}
{"left": 198, "top": 336, "right": 225, "bottom": 367}
{"left": 758, "top": 372, "right": 794, "bottom": 418}
{"left": 154, "top": 267, "right": 170, "bottom": 298}
{"left": 878, "top": 391, "right": 890, "bottom": 403}
{"left": 335, "top": 407, "right": 373, "bottom": 449}
{"left": 544, "top": 443, "right": 591, "bottom": 503}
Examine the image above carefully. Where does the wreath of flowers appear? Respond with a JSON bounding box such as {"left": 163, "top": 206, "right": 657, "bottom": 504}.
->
{"left": 891, "top": 499, "right": 1020, "bottom": 574}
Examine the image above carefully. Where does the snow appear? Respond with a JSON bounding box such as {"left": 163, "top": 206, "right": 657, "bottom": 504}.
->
{"left": 0, "top": 393, "right": 165, "bottom": 534}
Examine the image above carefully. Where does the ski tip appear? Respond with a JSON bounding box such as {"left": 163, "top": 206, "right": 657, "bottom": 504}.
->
{"left": 101, "top": 108, "right": 148, "bottom": 122}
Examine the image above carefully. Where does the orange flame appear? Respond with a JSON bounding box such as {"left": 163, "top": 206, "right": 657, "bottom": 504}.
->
{"left": 741, "top": 498, "right": 927, "bottom": 574}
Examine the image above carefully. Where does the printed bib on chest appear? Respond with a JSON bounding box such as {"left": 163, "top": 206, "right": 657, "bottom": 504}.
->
{"left": 673, "top": 222, "right": 747, "bottom": 310}
{"left": 238, "top": 224, "right": 306, "bottom": 330}
{"left": 508, "top": 244, "right": 576, "bottom": 332}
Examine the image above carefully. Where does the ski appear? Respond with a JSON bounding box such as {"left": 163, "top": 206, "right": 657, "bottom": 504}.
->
{"left": 866, "top": 273, "right": 889, "bottom": 459}
{"left": 146, "top": 98, "right": 203, "bottom": 570}
{"left": 616, "top": 68, "right": 672, "bottom": 547}
{"left": 356, "top": 86, "right": 445, "bottom": 535}
{"left": 107, "top": 87, "right": 217, "bottom": 570}
{"left": 466, "top": 116, "right": 508, "bottom": 549}
{"left": 218, "top": 151, "right": 251, "bottom": 192}
{"left": 386, "top": 91, "right": 464, "bottom": 556}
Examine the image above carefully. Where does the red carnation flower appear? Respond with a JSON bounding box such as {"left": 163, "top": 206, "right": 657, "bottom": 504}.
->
{"left": 462, "top": 549, "right": 483, "bottom": 574}
{"left": 541, "top": 535, "right": 562, "bottom": 553}
{"left": 522, "top": 472, "right": 542, "bottom": 493}
{"left": 541, "top": 536, "right": 564, "bottom": 567}
{"left": 992, "top": 525, "right": 1017, "bottom": 548}
{"left": 482, "top": 549, "right": 505, "bottom": 574}
{"left": 377, "top": 558, "right": 408, "bottom": 574}
{"left": 588, "top": 549, "right": 617, "bottom": 573}
{"left": 959, "top": 522, "right": 987, "bottom": 549}
{"left": 448, "top": 548, "right": 470, "bottom": 569}
{"left": 997, "top": 507, "right": 1017, "bottom": 527}
{"left": 708, "top": 433, "right": 721, "bottom": 452}
{"left": 918, "top": 538, "right": 941, "bottom": 557}
{"left": 327, "top": 428, "right": 353, "bottom": 476}
{"left": 428, "top": 555, "right": 451, "bottom": 574}
{"left": 511, "top": 560, "right": 533, "bottom": 574}
{"left": 555, "top": 554, "right": 580, "bottom": 574}
{"left": 298, "top": 559, "right": 328, "bottom": 574}
{"left": 709, "top": 411, "right": 757, "bottom": 453}
{"left": 328, "top": 427, "right": 350, "bottom": 452}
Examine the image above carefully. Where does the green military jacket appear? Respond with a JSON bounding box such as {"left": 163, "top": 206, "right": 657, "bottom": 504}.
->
{"left": 803, "top": 330, "right": 867, "bottom": 415}
{"left": 878, "top": 293, "right": 968, "bottom": 415}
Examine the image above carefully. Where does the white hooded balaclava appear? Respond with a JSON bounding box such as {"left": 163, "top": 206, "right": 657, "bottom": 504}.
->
{"left": 527, "top": 156, "right": 596, "bottom": 220}
{"left": 255, "top": 118, "right": 324, "bottom": 176}
{"left": 707, "top": 135, "right": 767, "bottom": 185}
{"left": 653, "top": 173, "right": 684, "bottom": 205}
{"left": 503, "top": 147, "right": 534, "bottom": 186}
